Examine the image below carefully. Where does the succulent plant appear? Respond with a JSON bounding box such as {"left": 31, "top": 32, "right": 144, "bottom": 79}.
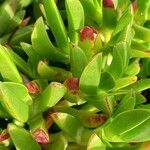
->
{"left": 0, "top": 0, "right": 150, "bottom": 149}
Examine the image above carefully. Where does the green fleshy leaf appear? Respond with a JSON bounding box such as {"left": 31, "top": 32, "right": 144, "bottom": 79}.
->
{"left": 42, "top": 0, "right": 69, "bottom": 54}
{"left": 87, "top": 133, "right": 106, "bottom": 150}
{"left": 0, "top": 45, "right": 22, "bottom": 83}
{"left": 51, "top": 112, "right": 93, "bottom": 145}
{"left": 103, "top": 109, "right": 150, "bottom": 142}
{"left": 0, "top": 82, "right": 29, "bottom": 122}
{"left": 133, "top": 24, "right": 150, "bottom": 42}
{"left": 34, "top": 82, "right": 67, "bottom": 113}
{"left": 10, "top": 25, "right": 33, "bottom": 45}
{"left": 70, "top": 45, "right": 87, "bottom": 78}
{"left": 79, "top": 53, "right": 102, "bottom": 94}
{"left": 37, "top": 61, "right": 72, "bottom": 82}
{"left": 113, "top": 76, "right": 137, "bottom": 91}
{"left": 65, "top": 0, "right": 84, "bottom": 43}
{"left": 99, "top": 72, "right": 115, "bottom": 91}
{"left": 108, "top": 42, "right": 130, "bottom": 79}
{"left": 114, "top": 92, "right": 135, "bottom": 115}
{"left": 125, "top": 79, "right": 150, "bottom": 92}
{"left": 79, "top": 0, "right": 103, "bottom": 26}
{"left": 8, "top": 123, "right": 41, "bottom": 150}
{"left": 31, "top": 17, "right": 69, "bottom": 63}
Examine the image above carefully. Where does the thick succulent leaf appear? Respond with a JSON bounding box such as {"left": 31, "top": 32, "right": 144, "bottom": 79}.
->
{"left": 131, "top": 50, "right": 150, "bottom": 58}
{"left": 133, "top": 24, "right": 150, "bottom": 42}
{"left": 42, "top": 0, "right": 69, "bottom": 54}
{"left": 70, "top": 46, "right": 87, "bottom": 78}
{"left": 31, "top": 17, "right": 69, "bottom": 63}
{"left": 0, "top": 2, "right": 14, "bottom": 36}
{"left": 0, "top": 45, "right": 22, "bottom": 83}
{"left": 37, "top": 61, "right": 72, "bottom": 82}
{"left": 48, "top": 134, "right": 68, "bottom": 150}
{"left": 135, "top": 0, "right": 150, "bottom": 24}
{"left": 19, "top": 0, "right": 33, "bottom": 8}
{"left": 65, "top": 0, "right": 84, "bottom": 43}
{"left": 108, "top": 42, "right": 130, "bottom": 79}
{"left": 51, "top": 112, "right": 93, "bottom": 145}
{"left": 103, "top": 109, "right": 150, "bottom": 142}
{"left": 112, "top": 9, "right": 132, "bottom": 37}
{"left": 10, "top": 25, "right": 33, "bottom": 45}
{"left": 8, "top": 123, "right": 41, "bottom": 150}
{"left": 0, "top": 103, "right": 10, "bottom": 118}
{"left": 21, "top": 43, "right": 41, "bottom": 78}
{"left": 57, "top": 107, "right": 107, "bottom": 128}
{"left": 131, "top": 39, "right": 150, "bottom": 50}
{"left": 0, "top": 82, "right": 29, "bottom": 122}
{"left": 117, "top": 24, "right": 134, "bottom": 45}
{"left": 87, "top": 133, "right": 106, "bottom": 150}
{"left": 79, "top": 53, "right": 102, "bottom": 94}
{"left": 125, "top": 79, "right": 150, "bottom": 92}
{"left": 99, "top": 72, "right": 115, "bottom": 91}
{"left": 140, "top": 58, "right": 150, "bottom": 77}
{"left": 113, "top": 76, "right": 137, "bottom": 90}
{"left": 34, "top": 82, "right": 67, "bottom": 113}
{"left": 125, "top": 61, "right": 140, "bottom": 76}
{"left": 6, "top": 10, "right": 25, "bottom": 34}
{"left": 135, "top": 93, "right": 147, "bottom": 105}
{"left": 6, "top": 49, "right": 32, "bottom": 78}
{"left": 102, "top": 8, "right": 117, "bottom": 29}
{"left": 114, "top": 91, "right": 135, "bottom": 115}
{"left": 79, "top": 0, "right": 103, "bottom": 26}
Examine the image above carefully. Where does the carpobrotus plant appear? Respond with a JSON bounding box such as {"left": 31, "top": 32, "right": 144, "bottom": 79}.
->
{"left": 0, "top": 0, "right": 150, "bottom": 149}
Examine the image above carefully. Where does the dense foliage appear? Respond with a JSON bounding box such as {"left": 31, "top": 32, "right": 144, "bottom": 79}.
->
{"left": 0, "top": 0, "right": 150, "bottom": 149}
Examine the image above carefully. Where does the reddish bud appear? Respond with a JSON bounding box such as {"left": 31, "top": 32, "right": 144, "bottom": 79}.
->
{"left": 80, "top": 26, "right": 97, "bottom": 41}
{"left": 85, "top": 114, "right": 107, "bottom": 128}
{"left": 103, "top": 0, "right": 114, "bottom": 8}
{"left": 132, "top": 0, "right": 137, "bottom": 12}
{"left": 64, "top": 77, "right": 79, "bottom": 94}
{"left": 0, "top": 129, "right": 9, "bottom": 142}
{"left": 32, "top": 128, "right": 49, "bottom": 144}
{"left": 144, "top": 50, "right": 150, "bottom": 53}
{"left": 26, "top": 81, "right": 40, "bottom": 94}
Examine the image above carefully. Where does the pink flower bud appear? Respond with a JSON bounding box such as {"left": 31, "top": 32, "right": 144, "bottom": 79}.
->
{"left": 103, "top": 0, "right": 114, "bottom": 8}
{"left": 80, "top": 26, "right": 97, "bottom": 41}
{"left": 64, "top": 77, "right": 79, "bottom": 94}
{"left": 32, "top": 128, "right": 49, "bottom": 144}
{"left": 26, "top": 82, "right": 40, "bottom": 94}
{"left": 0, "top": 130, "right": 9, "bottom": 142}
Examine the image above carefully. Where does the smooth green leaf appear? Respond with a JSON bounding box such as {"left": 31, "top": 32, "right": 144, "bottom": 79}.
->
{"left": 34, "top": 82, "right": 67, "bottom": 113}
{"left": 0, "top": 45, "right": 22, "bottom": 83}
{"left": 103, "top": 109, "right": 150, "bottom": 142}
{"left": 42, "top": 0, "right": 69, "bottom": 54}
{"left": 99, "top": 72, "right": 115, "bottom": 91}
{"left": 114, "top": 92, "right": 135, "bottom": 115}
{"left": 8, "top": 123, "right": 41, "bottom": 150}
{"left": 108, "top": 43, "right": 130, "bottom": 79}
{"left": 51, "top": 112, "right": 93, "bottom": 145}
{"left": 31, "top": 17, "right": 69, "bottom": 63}
{"left": 79, "top": 53, "right": 102, "bottom": 94}
{"left": 0, "top": 82, "right": 29, "bottom": 122}
{"left": 125, "top": 79, "right": 150, "bottom": 92}
{"left": 70, "top": 45, "right": 87, "bottom": 78}
{"left": 131, "top": 50, "right": 150, "bottom": 58}
{"left": 113, "top": 76, "right": 137, "bottom": 91}
{"left": 79, "top": 0, "right": 102, "bottom": 26}
{"left": 65, "top": 0, "right": 84, "bottom": 43}
{"left": 133, "top": 24, "right": 150, "bottom": 42}
{"left": 37, "top": 61, "right": 72, "bottom": 82}
{"left": 10, "top": 25, "right": 33, "bottom": 45}
{"left": 87, "top": 133, "right": 106, "bottom": 150}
